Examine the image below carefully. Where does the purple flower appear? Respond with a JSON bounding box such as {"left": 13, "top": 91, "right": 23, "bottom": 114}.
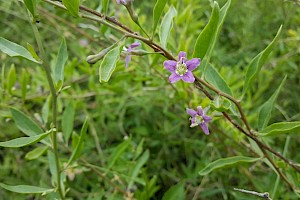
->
{"left": 125, "top": 42, "right": 140, "bottom": 68}
{"left": 116, "top": 0, "right": 130, "bottom": 5}
{"left": 186, "top": 106, "right": 212, "bottom": 135}
{"left": 164, "top": 51, "right": 200, "bottom": 83}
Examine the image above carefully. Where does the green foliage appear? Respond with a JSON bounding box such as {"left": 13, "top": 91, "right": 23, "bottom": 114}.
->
{"left": 0, "top": 183, "right": 53, "bottom": 194}
{"left": 0, "top": 0, "right": 300, "bottom": 199}
{"left": 99, "top": 44, "right": 122, "bottom": 82}
{"left": 242, "top": 25, "right": 283, "bottom": 97}
{"left": 0, "top": 37, "right": 40, "bottom": 63}
{"left": 54, "top": 38, "right": 68, "bottom": 84}
{"left": 62, "top": 0, "right": 80, "bottom": 17}
{"left": 0, "top": 131, "right": 50, "bottom": 148}
{"left": 204, "top": 64, "right": 233, "bottom": 95}
{"left": 259, "top": 122, "right": 300, "bottom": 137}
{"left": 152, "top": 0, "right": 168, "bottom": 36}
{"left": 159, "top": 6, "right": 177, "bottom": 49}
{"left": 193, "top": 2, "right": 220, "bottom": 60}
{"left": 199, "top": 156, "right": 261, "bottom": 176}
{"left": 257, "top": 76, "right": 287, "bottom": 130}
{"left": 162, "top": 182, "right": 185, "bottom": 200}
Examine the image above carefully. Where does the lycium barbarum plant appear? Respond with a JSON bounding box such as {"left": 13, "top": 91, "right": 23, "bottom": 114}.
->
{"left": 0, "top": 0, "right": 300, "bottom": 199}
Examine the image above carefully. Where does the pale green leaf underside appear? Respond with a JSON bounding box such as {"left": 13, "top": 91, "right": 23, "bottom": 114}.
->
{"left": 259, "top": 121, "right": 300, "bottom": 137}
{"left": 159, "top": 6, "right": 177, "bottom": 49}
{"left": 0, "top": 37, "right": 40, "bottom": 63}
{"left": 0, "top": 131, "right": 50, "bottom": 148}
{"left": 199, "top": 156, "right": 261, "bottom": 176}
{"left": 0, "top": 183, "right": 53, "bottom": 194}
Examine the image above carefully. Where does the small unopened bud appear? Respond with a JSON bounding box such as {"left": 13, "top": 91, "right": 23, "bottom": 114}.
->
{"left": 86, "top": 47, "right": 111, "bottom": 64}
{"left": 125, "top": 2, "right": 139, "bottom": 24}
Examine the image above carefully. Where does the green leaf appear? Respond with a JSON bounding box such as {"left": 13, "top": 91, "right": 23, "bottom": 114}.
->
{"left": 99, "top": 45, "right": 121, "bottom": 83}
{"left": 128, "top": 150, "right": 150, "bottom": 189}
{"left": 259, "top": 122, "right": 300, "bottom": 137}
{"left": 26, "top": 42, "right": 40, "bottom": 61}
{"left": 257, "top": 76, "right": 286, "bottom": 130}
{"left": 67, "top": 118, "right": 88, "bottom": 166}
{"left": 10, "top": 108, "right": 43, "bottom": 136}
{"left": 7, "top": 64, "right": 16, "bottom": 95}
{"left": 152, "top": 0, "right": 168, "bottom": 36}
{"left": 102, "top": 0, "right": 109, "bottom": 14}
{"left": 0, "top": 131, "right": 50, "bottom": 148}
{"left": 107, "top": 138, "right": 131, "bottom": 169}
{"left": 159, "top": 6, "right": 177, "bottom": 49}
{"left": 0, "top": 183, "right": 53, "bottom": 194}
{"left": 62, "top": 0, "right": 80, "bottom": 17}
{"left": 204, "top": 64, "right": 233, "bottom": 96}
{"left": 199, "top": 156, "right": 261, "bottom": 176}
{"left": 54, "top": 38, "right": 68, "bottom": 84}
{"left": 25, "top": 146, "right": 48, "bottom": 160}
{"left": 24, "top": 0, "right": 37, "bottom": 18}
{"left": 162, "top": 182, "right": 185, "bottom": 200}
{"left": 192, "top": 2, "right": 220, "bottom": 59}
{"left": 0, "top": 37, "right": 40, "bottom": 63}
{"left": 62, "top": 101, "right": 75, "bottom": 143}
{"left": 242, "top": 25, "right": 282, "bottom": 96}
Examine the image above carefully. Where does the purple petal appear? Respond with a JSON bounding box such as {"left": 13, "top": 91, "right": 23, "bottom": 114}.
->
{"left": 164, "top": 60, "right": 177, "bottom": 72}
{"left": 186, "top": 108, "right": 197, "bottom": 117}
{"left": 200, "top": 123, "right": 210, "bottom": 135}
{"left": 182, "top": 71, "right": 195, "bottom": 83}
{"left": 169, "top": 73, "right": 181, "bottom": 83}
{"left": 178, "top": 51, "right": 186, "bottom": 61}
{"left": 125, "top": 54, "right": 131, "bottom": 68}
{"left": 130, "top": 42, "right": 141, "bottom": 49}
{"left": 127, "top": 42, "right": 140, "bottom": 53}
{"left": 186, "top": 58, "right": 200, "bottom": 71}
{"left": 197, "top": 106, "right": 203, "bottom": 116}
{"left": 203, "top": 115, "right": 212, "bottom": 123}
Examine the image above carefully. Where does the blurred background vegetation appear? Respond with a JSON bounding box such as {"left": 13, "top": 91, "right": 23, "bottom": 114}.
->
{"left": 0, "top": 0, "right": 299, "bottom": 199}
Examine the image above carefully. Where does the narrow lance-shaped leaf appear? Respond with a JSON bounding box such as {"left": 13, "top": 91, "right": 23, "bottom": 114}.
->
{"left": 26, "top": 42, "right": 40, "bottom": 62}
{"left": 107, "top": 138, "right": 131, "bottom": 169}
{"left": 204, "top": 64, "right": 233, "bottom": 96}
{"left": 128, "top": 150, "right": 150, "bottom": 189}
{"left": 152, "top": 0, "right": 168, "bottom": 36}
{"left": 242, "top": 25, "right": 282, "bottom": 97}
{"left": 199, "top": 156, "right": 261, "bottom": 176}
{"left": 257, "top": 76, "right": 286, "bottom": 130}
{"left": 159, "top": 6, "right": 177, "bottom": 49}
{"left": 102, "top": 0, "right": 109, "bottom": 14}
{"left": 54, "top": 38, "right": 68, "bottom": 84}
{"left": 24, "top": 0, "right": 37, "bottom": 18}
{"left": 99, "top": 45, "right": 122, "bottom": 83}
{"left": 67, "top": 118, "right": 88, "bottom": 166}
{"left": 259, "top": 121, "right": 300, "bottom": 137}
{"left": 199, "top": 0, "right": 231, "bottom": 72}
{"left": 0, "top": 183, "right": 53, "bottom": 194}
{"left": 192, "top": 2, "right": 220, "bottom": 59}
{"left": 62, "top": 0, "right": 80, "bottom": 17}
{"left": 11, "top": 108, "right": 43, "bottom": 136}
{"left": 25, "top": 146, "right": 48, "bottom": 160}
{"left": 162, "top": 182, "right": 185, "bottom": 200}
{"left": 0, "top": 131, "right": 50, "bottom": 148}
{"left": 62, "top": 100, "right": 75, "bottom": 143}
{"left": 0, "top": 37, "right": 40, "bottom": 63}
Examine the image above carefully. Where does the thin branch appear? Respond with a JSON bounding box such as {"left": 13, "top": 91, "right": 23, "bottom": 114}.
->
{"left": 234, "top": 188, "right": 272, "bottom": 200}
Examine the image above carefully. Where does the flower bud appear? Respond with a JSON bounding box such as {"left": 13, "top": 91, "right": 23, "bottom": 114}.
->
{"left": 86, "top": 47, "right": 111, "bottom": 64}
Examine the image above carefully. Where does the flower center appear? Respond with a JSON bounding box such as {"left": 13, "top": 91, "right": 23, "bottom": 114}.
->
{"left": 190, "top": 115, "right": 204, "bottom": 127}
{"left": 175, "top": 59, "right": 188, "bottom": 76}
{"left": 195, "top": 115, "right": 204, "bottom": 124}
